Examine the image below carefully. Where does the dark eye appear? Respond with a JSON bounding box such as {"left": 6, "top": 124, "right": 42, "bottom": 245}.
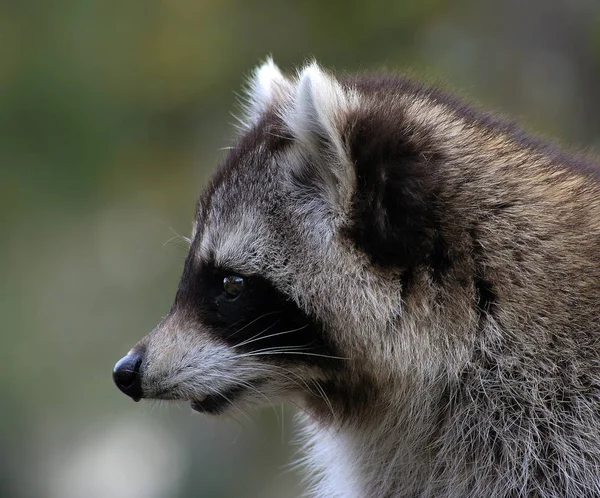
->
{"left": 223, "top": 275, "right": 245, "bottom": 298}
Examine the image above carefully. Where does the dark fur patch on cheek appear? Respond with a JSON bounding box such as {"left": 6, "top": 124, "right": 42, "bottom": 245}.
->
{"left": 175, "top": 263, "right": 341, "bottom": 369}
{"left": 215, "top": 279, "right": 339, "bottom": 369}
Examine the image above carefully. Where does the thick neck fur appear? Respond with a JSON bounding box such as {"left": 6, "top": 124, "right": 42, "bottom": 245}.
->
{"left": 300, "top": 381, "right": 444, "bottom": 498}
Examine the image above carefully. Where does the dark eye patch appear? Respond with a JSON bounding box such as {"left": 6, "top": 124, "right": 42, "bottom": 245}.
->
{"left": 174, "top": 261, "right": 339, "bottom": 368}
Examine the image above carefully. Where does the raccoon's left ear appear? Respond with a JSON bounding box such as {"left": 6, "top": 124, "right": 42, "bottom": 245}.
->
{"left": 242, "top": 57, "right": 291, "bottom": 128}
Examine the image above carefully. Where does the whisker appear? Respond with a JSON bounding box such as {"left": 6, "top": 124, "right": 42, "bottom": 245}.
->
{"left": 311, "top": 379, "right": 336, "bottom": 420}
{"left": 169, "top": 226, "right": 191, "bottom": 245}
{"left": 239, "top": 351, "right": 350, "bottom": 360}
{"left": 235, "top": 323, "right": 308, "bottom": 348}
{"left": 225, "top": 310, "right": 284, "bottom": 341}
{"left": 236, "top": 342, "right": 316, "bottom": 355}
{"left": 231, "top": 364, "right": 314, "bottom": 395}
{"left": 200, "top": 373, "right": 281, "bottom": 426}
{"left": 160, "top": 225, "right": 191, "bottom": 247}
{"left": 234, "top": 320, "right": 282, "bottom": 348}
{"left": 162, "top": 235, "right": 181, "bottom": 247}
{"left": 228, "top": 377, "right": 281, "bottom": 425}
{"left": 213, "top": 391, "right": 255, "bottom": 426}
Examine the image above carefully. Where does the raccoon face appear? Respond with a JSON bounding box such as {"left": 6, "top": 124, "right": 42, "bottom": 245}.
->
{"left": 113, "top": 60, "right": 448, "bottom": 418}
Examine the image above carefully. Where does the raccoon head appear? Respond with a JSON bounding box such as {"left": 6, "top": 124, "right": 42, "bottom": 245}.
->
{"left": 113, "top": 60, "right": 457, "bottom": 421}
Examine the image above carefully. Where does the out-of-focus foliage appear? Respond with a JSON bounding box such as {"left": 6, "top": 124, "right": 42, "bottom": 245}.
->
{"left": 2, "top": 1, "right": 599, "bottom": 497}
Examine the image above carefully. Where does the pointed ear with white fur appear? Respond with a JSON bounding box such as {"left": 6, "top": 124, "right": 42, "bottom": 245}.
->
{"left": 241, "top": 58, "right": 291, "bottom": 128}
{"left": 285, "top": 62, "right": 357, "bottom": 158}
{"left": 282, "top": 64, "right": 360, "bottom": 227}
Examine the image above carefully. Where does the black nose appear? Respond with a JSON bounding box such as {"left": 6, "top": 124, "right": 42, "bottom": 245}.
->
{"left": 113, "top": 352, "right": 143, "bottom": 401}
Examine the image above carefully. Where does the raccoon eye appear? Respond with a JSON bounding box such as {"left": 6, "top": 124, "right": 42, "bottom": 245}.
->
{"left": 223, "top": 275, "right": 245, "bottom": 298}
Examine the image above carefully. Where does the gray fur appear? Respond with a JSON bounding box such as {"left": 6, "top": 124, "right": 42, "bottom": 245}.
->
{"left": 125, "top": 61, "right": 600, "bottom": 497}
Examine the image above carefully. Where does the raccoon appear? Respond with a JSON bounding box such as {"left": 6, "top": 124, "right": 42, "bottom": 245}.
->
{"left": 113, "top": 59, "right": 600, "bottom": 497}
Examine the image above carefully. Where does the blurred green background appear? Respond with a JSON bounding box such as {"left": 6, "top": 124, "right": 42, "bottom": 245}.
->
{"left": 3, "top": 1, "right": 600, "bottom": 497}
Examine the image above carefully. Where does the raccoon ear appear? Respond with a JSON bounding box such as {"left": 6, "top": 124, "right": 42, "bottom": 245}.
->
{"left": 285, "top": 62, "right": 356, "bottom": 157}
{"left": 283, "top": 64, "right": 360, "bottom": 230}
{"left": 242, "top": 57, "right": 291, "bottom": 128}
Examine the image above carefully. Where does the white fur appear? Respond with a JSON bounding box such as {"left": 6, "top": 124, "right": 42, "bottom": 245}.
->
{"left": 280, "top": 63, "right": 360, "bottom": 230}
{"left": 299, "top": 418, "right": 365, "bottom": 498}
{"left": 242, "top": 57, "right": 291, "bottom": 128}
{"left": 284, "top": 62, "right": 358, "bottom": 158}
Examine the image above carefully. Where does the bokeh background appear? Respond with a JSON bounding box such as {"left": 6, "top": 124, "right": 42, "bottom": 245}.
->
{"left": 3, "top": 1, "right": 600, "bottom": 497}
